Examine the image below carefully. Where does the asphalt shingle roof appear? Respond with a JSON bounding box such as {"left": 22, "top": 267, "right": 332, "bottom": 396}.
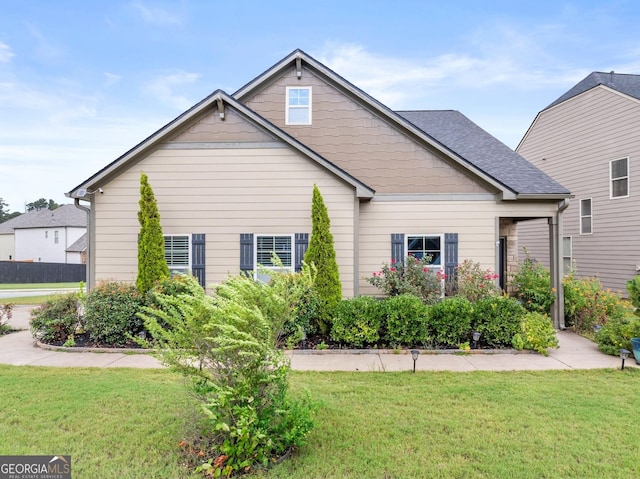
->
{"left": 0, "top": 204, "right": 87, "bottom": 234}
{"left": 546, "top": 71, "right": 640, "bottom": 110}
{"left": 397, "top": 110, "right": 570, "bottom": 196}
{"left": 66, "top": 233, "right": 87, "bottom": 252}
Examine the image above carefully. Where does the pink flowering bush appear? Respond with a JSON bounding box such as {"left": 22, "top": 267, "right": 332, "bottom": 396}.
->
{"left": 367, "top": 255, "right": 445, "bottom": 304}
{"left": 455, "top": 259, "right": 500, "bottom": 302}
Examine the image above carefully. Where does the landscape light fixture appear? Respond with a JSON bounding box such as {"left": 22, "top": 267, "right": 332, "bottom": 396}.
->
{"left": 410, "top": 349, "right": 419, "bottom": 373}
{"left": 472, "top": 331, "right": 481, "bottom": 349}
{"left": 593, "top": 324, "right": 602, "bottom": 334}
{"left": 619, "top": 349, "right": 630, "bottom": 370}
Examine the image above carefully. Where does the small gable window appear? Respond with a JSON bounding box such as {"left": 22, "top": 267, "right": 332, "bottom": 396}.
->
{"left": 286, "top": 87, "right": 311, "bottom": 125}
{"left": 610, "top": 157, "right": 629, "bottom": 198}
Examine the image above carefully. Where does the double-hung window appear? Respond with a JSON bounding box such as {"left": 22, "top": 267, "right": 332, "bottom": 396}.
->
{"left": 255, "top": 235, "right": 293, "bottom": 282}
{"left": 580, "top": 199, "right": 592, "bottom": 235}
{"left": 610, "top": 157, "right": 629, "bottom": 198}
{"left": 406, "top": 234, "right": 443, "bottom": 270}
{"left": 164, "top": 235, "right": 190, "bottom": 275}
{"left": 286, "top": 87, "right": 311, "bottom": 125}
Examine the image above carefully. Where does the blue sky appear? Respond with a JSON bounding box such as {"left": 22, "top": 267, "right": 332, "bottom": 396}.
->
{"left": 1, "top": 0, "right": 640, "bottom": 212}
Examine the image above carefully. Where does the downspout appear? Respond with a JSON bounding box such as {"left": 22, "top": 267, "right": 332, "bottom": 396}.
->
{"left": 552, "top": 199, "right": 570, "bottom": 329}
{"left": 74, "top": 198, "right": 92, "bottom": 290}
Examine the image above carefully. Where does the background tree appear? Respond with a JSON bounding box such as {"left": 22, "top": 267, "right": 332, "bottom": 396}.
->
{"left": 304, "top": 184, "right": 342, "bottom": 334}
{"left": 0, "top": 198, "right": 20, "bottom": 223}
{"left": 136, "top": 172, "right": 169, "bottom": 294}
{"left": 25, "top": 198, "right": 59, "bottom": 211}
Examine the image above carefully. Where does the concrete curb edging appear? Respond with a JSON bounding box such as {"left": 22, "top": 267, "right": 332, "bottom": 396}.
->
{"left": 36, "top": 341, "right": 156, "bottom": 354}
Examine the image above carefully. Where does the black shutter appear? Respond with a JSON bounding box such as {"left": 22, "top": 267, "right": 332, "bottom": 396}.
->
{"left": 391, "top": 233, "right": 405, "bottom": 263}
{"left": 444, "top": 233, "right": 458, "bottom": 293}
{"left": 295, "top": 233, "right": 309, "bottom": 272}
{"left": 191, "top": 234, "right": 206, "bottom": 288}
{"left": 240, "top": 234, "right": 254, "bottom": 273}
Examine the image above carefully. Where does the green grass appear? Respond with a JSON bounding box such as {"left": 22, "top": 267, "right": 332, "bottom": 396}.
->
{"left": 0, "top": 294, "right": 61, "bottom": 305}
{"left": 1, "top": 366, "right": 639, "bottom": 479}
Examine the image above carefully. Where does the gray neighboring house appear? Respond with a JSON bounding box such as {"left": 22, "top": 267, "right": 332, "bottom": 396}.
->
{"left": 0, "top": 204, "right": 87, "bottom": 264}
{"left": 67, "top": 49, "right": 571, "bottom": 326}
{"left": 518, "top": 72, "right": 640, "bottom": 295}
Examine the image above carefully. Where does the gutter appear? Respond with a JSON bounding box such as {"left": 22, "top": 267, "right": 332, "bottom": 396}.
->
{"left": 73, "top": 198, "right": 92, "bottom": 289}
{"left": 552, "top": 199, "right": 570, "bottom": 330}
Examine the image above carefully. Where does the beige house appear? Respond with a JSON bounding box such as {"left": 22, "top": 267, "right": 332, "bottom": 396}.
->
{"left": 518, "top": 72, "right": 640, "bottom": 295}
{"left": 66, "top": 49, "right": 571, "bottom": 326}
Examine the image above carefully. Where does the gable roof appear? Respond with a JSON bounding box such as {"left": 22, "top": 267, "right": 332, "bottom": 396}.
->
{"left": 397, "top": 110, "right": 570, "bottom": 196}
{"left": 234, "top": 49, "right": 569, "bottom": 200}
{"left": 0, "top": 204, "right": 86, "bottom": 234}
{"left": 545, "top": 71, "right": 640, "bottom": 110}
{"left": 67, "top": 90, "right": 374, "bottom": 199}
{"left": 66, "top": 233, "right": 87, "bottom": 253}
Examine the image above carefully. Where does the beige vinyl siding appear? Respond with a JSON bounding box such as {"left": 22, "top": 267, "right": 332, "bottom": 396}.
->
{"left": 245, "top": 67, "right": 495, "bottom": 195}
{"left": 518, "top": 86, "right": 640, "bottom": 292}
{"left": 358, "top": 199, "right": 558, "bottom": 296}
{"left": 93, "top": 148, "right": 356, "bottom": 296}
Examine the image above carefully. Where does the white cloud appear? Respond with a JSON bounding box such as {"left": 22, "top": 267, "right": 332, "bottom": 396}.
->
{"left": 104, "top": 72, "right": 122, "bottom": 87}
{"left": 131, "top": 2, "right": 182, "bottom": 26}
{"left": 0, "top": 42, "right": 14, "bottom": 63}
{"left": 145, "top": 71, "right": 201, "bottom": 110}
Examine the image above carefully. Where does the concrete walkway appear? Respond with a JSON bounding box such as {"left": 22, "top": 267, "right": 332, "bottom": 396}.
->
{"left": 1, "top": 305, "right": 637, "bottom": 371}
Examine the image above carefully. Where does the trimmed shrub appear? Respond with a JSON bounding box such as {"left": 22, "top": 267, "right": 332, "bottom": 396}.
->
{"left": 382, "top": 294, "right": 429, "bottom": 346}
{"left": 511, "top": 312, "right": 559, "bottom": 356}
{"left": 564, "top": 274, "right": 632, "bottom": 333}
{"left": 595, "top": 314, "right": 640, "bottom": 356}
{"left": 509, "top": 251, "right": 555, "bottom": 314}
{"left": 30, "top": 293, "right": 80, "bottom": 342}
{"left": 0, "top": 303, "right": 13, "bottom": 335}
{"left": 331, "top": 296, "right": 383, "bottom": 347}
{"left": 427, "top": 297, "right": 474, "bottom": 348}
{"left": 84, "top": 281, "right": 144, "bottom": 345}
{"left": 471, "top": 296, "right": 526, "bottom": 348}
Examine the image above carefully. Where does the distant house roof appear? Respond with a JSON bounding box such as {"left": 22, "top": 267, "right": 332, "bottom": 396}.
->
{"left": 397, "top": 110, "right": 571, "bottom": 196}
{"left": 0, "top": 204, "right": 86, "bottom": 233}
{"left": 66, "top": 233, "right": 87, "bottom": 253}
{"left": 546, "top": 71, "right": 640, "bottom": 110}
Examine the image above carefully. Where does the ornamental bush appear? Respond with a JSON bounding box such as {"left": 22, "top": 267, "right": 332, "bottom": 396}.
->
{"left": 84, "top": 281, "right": 144, "bottom": 345}
{"left": 427, "top": 297, "right": 474, "bottom": 348}
{"left": 367, "top": 255, "right": 446, "bottom": 304}
{"left": 0, "top": 303, "right": 13, "bottom": 335}
{"left": 29, "top": 293, "right": 80, "bottom": 342}
{"left": 595, "top": 314, "right": 640, "bottom": 356}
{"left": 509, "top": 251, "right": 555, "bottom": 314}
{"left": 471, "top": 296, "right": 526, "bottom": 348}
{"left": 455, "top": 259, "right": 500, "bottom": 302}
{"left": 511, "top": 312, "right": 558, "bottom": 356}
{"left": 138, "top": 271, "right": 315, "bottom": 477}
{"left": 382, "top": 294, "right": 430, "bottom": 346}
{"left": 331, "top": 296, "right": 383, "bottom": 347}
{"left": 563, "top": 274, "right": 632, "bottom": 334}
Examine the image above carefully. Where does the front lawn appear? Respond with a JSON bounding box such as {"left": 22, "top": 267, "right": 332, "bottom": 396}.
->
{"left": 1, "top": 366, "right": 638, "bottom": 478}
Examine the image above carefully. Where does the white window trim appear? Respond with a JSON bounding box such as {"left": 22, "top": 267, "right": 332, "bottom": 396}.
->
{"left": 285, "top": 86, "right": 312, "bottom": 125}
{"left": 580, "top": 198, "right": 593, "bottom": 235}
{"left": 562, "top": 236, "right": 572, "bottom": 276}
{"left": 610, "top": 157, "right": 629, "bottom": 199}
{"left": 164, "top": 234, "right": 192, "bottom": 275}
{"left": 254, "top": 234, "right": 295, "bottom": 281}
{"left": 405, "top": 233, "right": 445, "bottom": 271}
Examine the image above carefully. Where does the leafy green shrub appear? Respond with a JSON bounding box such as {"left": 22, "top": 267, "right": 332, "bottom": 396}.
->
{"left": 30, "top": 293, "right": 80, "bottom": 342}
{"left": 509, "top": 251, "right": 555, "bottom": 314}
{"left": 367, "top": 255, "right": 445, "bottom": 304}
{"left": 564, "top": 274, "right": 632, "bottom": 333}
{"left": 0, "top": 303, "right": 13, "bottom": 335}
{"left": 382, "top": 294, "right": 430, "bottom": 346}
{"left": 331, "top": 296, "right": 383, "bottom": 347}
{"left": 626, "top": 275, "right": 640, "bottom": 313}
{"left": 471, "top": 296, "right": 526, "bottom": 347}
{"left": 84, "top": 281, "right": 144, "bottom": 345}
{"left": 455, "top": 259, "right": 500, "bottom": 302}
{"left": 427, "top": 297, "right": 474, "bottom": 348}
{"left": 511, "top": 312, "right": 558, "bottom": 356}
{"left": 139, "top": 271, "right": 315, "bottom": 477}
{"left": 595, "top": 314, "right": 640, "bottom": 356}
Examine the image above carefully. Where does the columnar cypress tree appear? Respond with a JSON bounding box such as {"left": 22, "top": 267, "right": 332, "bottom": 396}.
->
{"left": 136, "top": 172, "right": 169, "bottom": 294}
{"left": 304, "top": 184, "right": 342, "bottom": 334}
